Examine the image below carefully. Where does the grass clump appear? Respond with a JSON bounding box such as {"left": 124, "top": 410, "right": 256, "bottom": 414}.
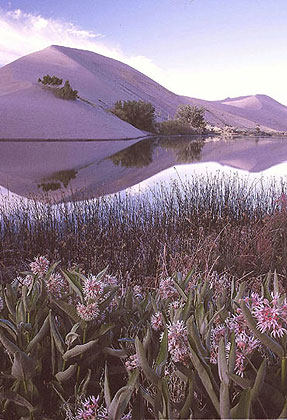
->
{"left": 1, "top": 174, "right": 287, "bottom": 284}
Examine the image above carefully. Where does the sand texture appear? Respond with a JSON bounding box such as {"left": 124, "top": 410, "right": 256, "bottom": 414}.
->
{"left": 0, "top": 45, "right": 287, "bottom": 139}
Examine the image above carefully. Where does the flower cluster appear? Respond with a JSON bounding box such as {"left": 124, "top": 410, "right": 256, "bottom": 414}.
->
{"left": 125, "top": 353, "right": 140, "bottom": 371}
{"left": 166, "top": 320, "right": 190, "bottom": 365}
{"left": 30, "top": 256, "right": 50, "bottom": 277}
{"left": 76, "top": 302, "right": 100, "bottom": 322}
{"left": 76, "top": 274, "right": 107, "bottom": 322}
{"left": 210, "top": 295, "right": 263, "bottom": 376}
{"left": 0, "top": 296, "right": 3, "bottom": 312}
{"left": 151, "top": 312, "right": 164, "bottom": 331}
{"left": 76, "top": 396, "right": 106, "bottom": 420}
{"left": 252, "top": 294, "right": 287, "bottom": 338}
{"left": 210, "top": 324, "right": 226, "bottom": 364}
{"left": 45, "top": 273, "right": 68, "bottom": 299}
{"left": 159, "top": 277, "right": 178, "bottom": 300}
{"left": 83, "top": 275, "right": 104, "bottom": 300}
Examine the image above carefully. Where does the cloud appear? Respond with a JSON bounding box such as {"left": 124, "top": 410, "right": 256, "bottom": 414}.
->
{"left": 0, "top": 8, "right": 166, "bottom": 86}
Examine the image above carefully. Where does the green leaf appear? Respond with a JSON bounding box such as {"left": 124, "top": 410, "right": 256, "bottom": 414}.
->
{"left": 26, "top": 314, "right": 49, "bottom": 353}
{"left": 78, "top": 368, "right": 92, "bottom": 396}
{"left": 104, "top": 363, "right": 112, "bottom": 407}
{"left": 108, "top": 369, "right": 139, "bottom": 420}
{"left": 0, "top": 318, "right": 17, "bottom": 340}
{"left": 61, "top": 270, "right": 83, "bottom": 301}
{"left": 135, "top": 336, "right": 159, "bottom": 385}
{"left": 51, "top": 299, "right": 81, "bottom": 323}
{"left": 251, "top": 358, "right": 266, "bottom": 401}
{"left": 233, "top": 388, "right": 251, "bottom": 419}
{"left": 49, "top": 310, "right": 65, "bottom": 355}
{"left": 228, "top": 373, "right": 251, "bottom": 389}
{"left": 63, "top": 339, "right": 98, "bottom": 360}
{"left": 11, "top": 351, "right": 36, "bottom": 381}
{"left": 228, "top": 333, "right": 236, "bottom": 374}
{"left": 189, "top": 347, "right": 220, "bottom": 415}
{"left": 240, "top": 300, "right": 284, "bottom": 358}
{"left": 103, "top": 347, "right": 127, "bottom": 358}
{"left": 218, "top": 338, "right": 229, "bottom": 385}
{"left": 220, "top": 381, "right": 230, "bottom": 420}
{"left": 0, "top": 331, "right": 21, "bottom": 354}
{"left": 155, "top": 329, "right": 168, "bottom": 377}
{"left": 187, "top": 316, "right": 208, "bottom": 360}
{"left": 0, "top": 390, "right": 34, "bottom": 412}
{"left": 180, "top": 376, "right": 194, "bottom": 419}
{"left": 55, "top": 364, "right": 77, "bottom": 383}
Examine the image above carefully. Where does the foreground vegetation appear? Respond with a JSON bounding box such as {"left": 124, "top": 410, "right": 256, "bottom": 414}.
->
{"left": 1, "top": 174, "right": 287, "bottom": 284}
{"left": 1, "top": 258, "right": 287, "bottom": 418}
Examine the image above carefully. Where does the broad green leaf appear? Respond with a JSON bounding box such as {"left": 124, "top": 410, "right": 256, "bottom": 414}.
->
{"left": 220, "top": 381, "right": 230, "bottom": 420}
{"left": 155, "top": 329, "right": 168, "bottom": 377}
{"left": 11, "top": 351, "right": 36, "bottom": 381}
{"left": 189, "top": 347, "right": 220, "bottom": 415}
{"left": 233, "top": 388, "right": 251, "bottom": 419}
{"left": 26, "top": 314, "right": 49, "bottom": 353}
{"left": 63, "top": 339, "right": 98, "bottom": 360}
{"left": 251, "top": 359, "right": 266, "bottom": 401}
{"left": 55, "top": 364, "right": 77, "bottom": 383}
{"left": 135, "top": 337, "right": 159, "bottom": 385}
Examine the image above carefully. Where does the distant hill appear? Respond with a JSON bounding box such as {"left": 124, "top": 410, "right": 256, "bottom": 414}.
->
{"left": 0, "top": 45, "right": 286, "bottom": 139}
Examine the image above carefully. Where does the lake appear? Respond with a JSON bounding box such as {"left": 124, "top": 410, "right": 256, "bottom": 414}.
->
{"left": 1, "top": 135, "right": 287, "bottom": 203}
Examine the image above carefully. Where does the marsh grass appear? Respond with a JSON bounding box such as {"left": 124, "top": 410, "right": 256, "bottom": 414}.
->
{"left": 1, "top": 172, "right": 287, "bottom": 284}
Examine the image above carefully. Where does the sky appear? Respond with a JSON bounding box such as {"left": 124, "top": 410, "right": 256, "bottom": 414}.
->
{"left": 0, "top": 0, "right": 287, "bottom": 104}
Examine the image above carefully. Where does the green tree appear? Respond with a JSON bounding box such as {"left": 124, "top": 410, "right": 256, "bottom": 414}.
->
{"left": 53, "top": 80, "right": 78, "bottom": 100}
{"left": 175, "top": 104, "right": 206, "bottom": 130}
{"left": 111, "top": 100, "right": 156, "bottom": 132}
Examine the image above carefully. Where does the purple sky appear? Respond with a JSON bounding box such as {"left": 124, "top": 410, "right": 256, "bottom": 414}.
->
{"left": 0, "top": 0, "right": 286, "bottom": 104}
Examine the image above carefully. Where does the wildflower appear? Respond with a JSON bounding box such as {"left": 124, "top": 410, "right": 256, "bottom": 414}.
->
{"left": 83, "top": 275, "right": 104, "bottom": 301}
{"left": 169, "top": 300, "right": 184, "bottom": 311}
{"left": 76, "top": 302, "right": 99, "bottom": 321}
{"left": 45, "top": 273, "right": 67, "bottom": 298}
{"left": 125, "top": 353, "right": 139, "bottom": 371}
{"left": 252, "top": 298, "right": 287, "bottom": 338}
{"left": 30, "top": 256, "right": 50, "bottom": 277}
{"left": 0, "top": 296, "right": 3, "bottom": 311}
{"left": 159, "top": 277, "right": 178, "bottom": 300}
{"left": 18, "top": 275, "right": 34, "bottom": 288}
{"left": 210, "top": 324, "right": 226, "bottom": 364}
{"left": 151, "top": 312, "right": 164, "bottom": 331}
{"left": 166, "top": 320, "right": 190, "bottom": 364}
{"left": 76, "top": 396, "right": 107, "bottom": 420}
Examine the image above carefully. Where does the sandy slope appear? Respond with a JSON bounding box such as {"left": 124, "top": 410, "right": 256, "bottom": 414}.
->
{"left": 0, "top": 45, "right": 287, "bottom": 139}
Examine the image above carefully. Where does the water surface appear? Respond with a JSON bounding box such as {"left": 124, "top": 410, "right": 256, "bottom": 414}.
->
{"left": 1, "top": 135, "right": 287, "bottom": 202}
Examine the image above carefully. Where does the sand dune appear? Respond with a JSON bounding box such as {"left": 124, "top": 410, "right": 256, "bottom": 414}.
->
{"left": 0, "top": 45, "right": 286, "bottom": 139}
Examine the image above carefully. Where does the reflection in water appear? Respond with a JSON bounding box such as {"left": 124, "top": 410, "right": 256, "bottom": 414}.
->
{"left": 108, "top": 136, "right": 205, "bottom": 168}
{"left": 1, "top": 135, "right": 287, "bottom": 202}
{"left": 109, "top": 139, "right": 155, "bottom": 168}
{"left": 38, "top": 169, "right": 78, "bottom": 192}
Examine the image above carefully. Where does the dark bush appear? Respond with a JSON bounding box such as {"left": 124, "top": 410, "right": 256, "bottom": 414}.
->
{"left": 111, "top": 100, "right": 156, "bottom": 132}
{"left": 38, "top": 74, "right": 63, "bottom": 86}
{"left": 157, "top": 119, "right": 197, "bottom": 135}
{"left": 175, "top": 104, "right": 207, "bottom": 131}
{"left": 53, "top": 80, "right": 78, "bottom": 100}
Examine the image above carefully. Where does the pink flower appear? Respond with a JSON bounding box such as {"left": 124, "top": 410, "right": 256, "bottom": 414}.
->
{"left": 159, "top": 277, "right": 178, "bottom": 300}
{"left": 166, "top": 320, "right": 190, "bottom": 364}
{"left": 83, "top": 275, "right": 104, "bottom": 301}
{"left": 45, "top": 273, "right": 68, "bottom": 298}
{"left": 125, "top": 354, "right": 139, "bottom": 371}
{"left": 76, "top": 302, "right": 99, "bottom": 321}
{"left": 105, "top": 275, "right": 118, "bottom": 286}
{"left": 30, "top": 256, "right": 50, "bottom": 277}
{"left": 151, "top": 312, "right": 164, "bottom": 331}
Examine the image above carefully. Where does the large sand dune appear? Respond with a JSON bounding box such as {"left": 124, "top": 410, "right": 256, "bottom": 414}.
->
{"left": 0, "top": 45, "right": 286, "bottom": 139}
